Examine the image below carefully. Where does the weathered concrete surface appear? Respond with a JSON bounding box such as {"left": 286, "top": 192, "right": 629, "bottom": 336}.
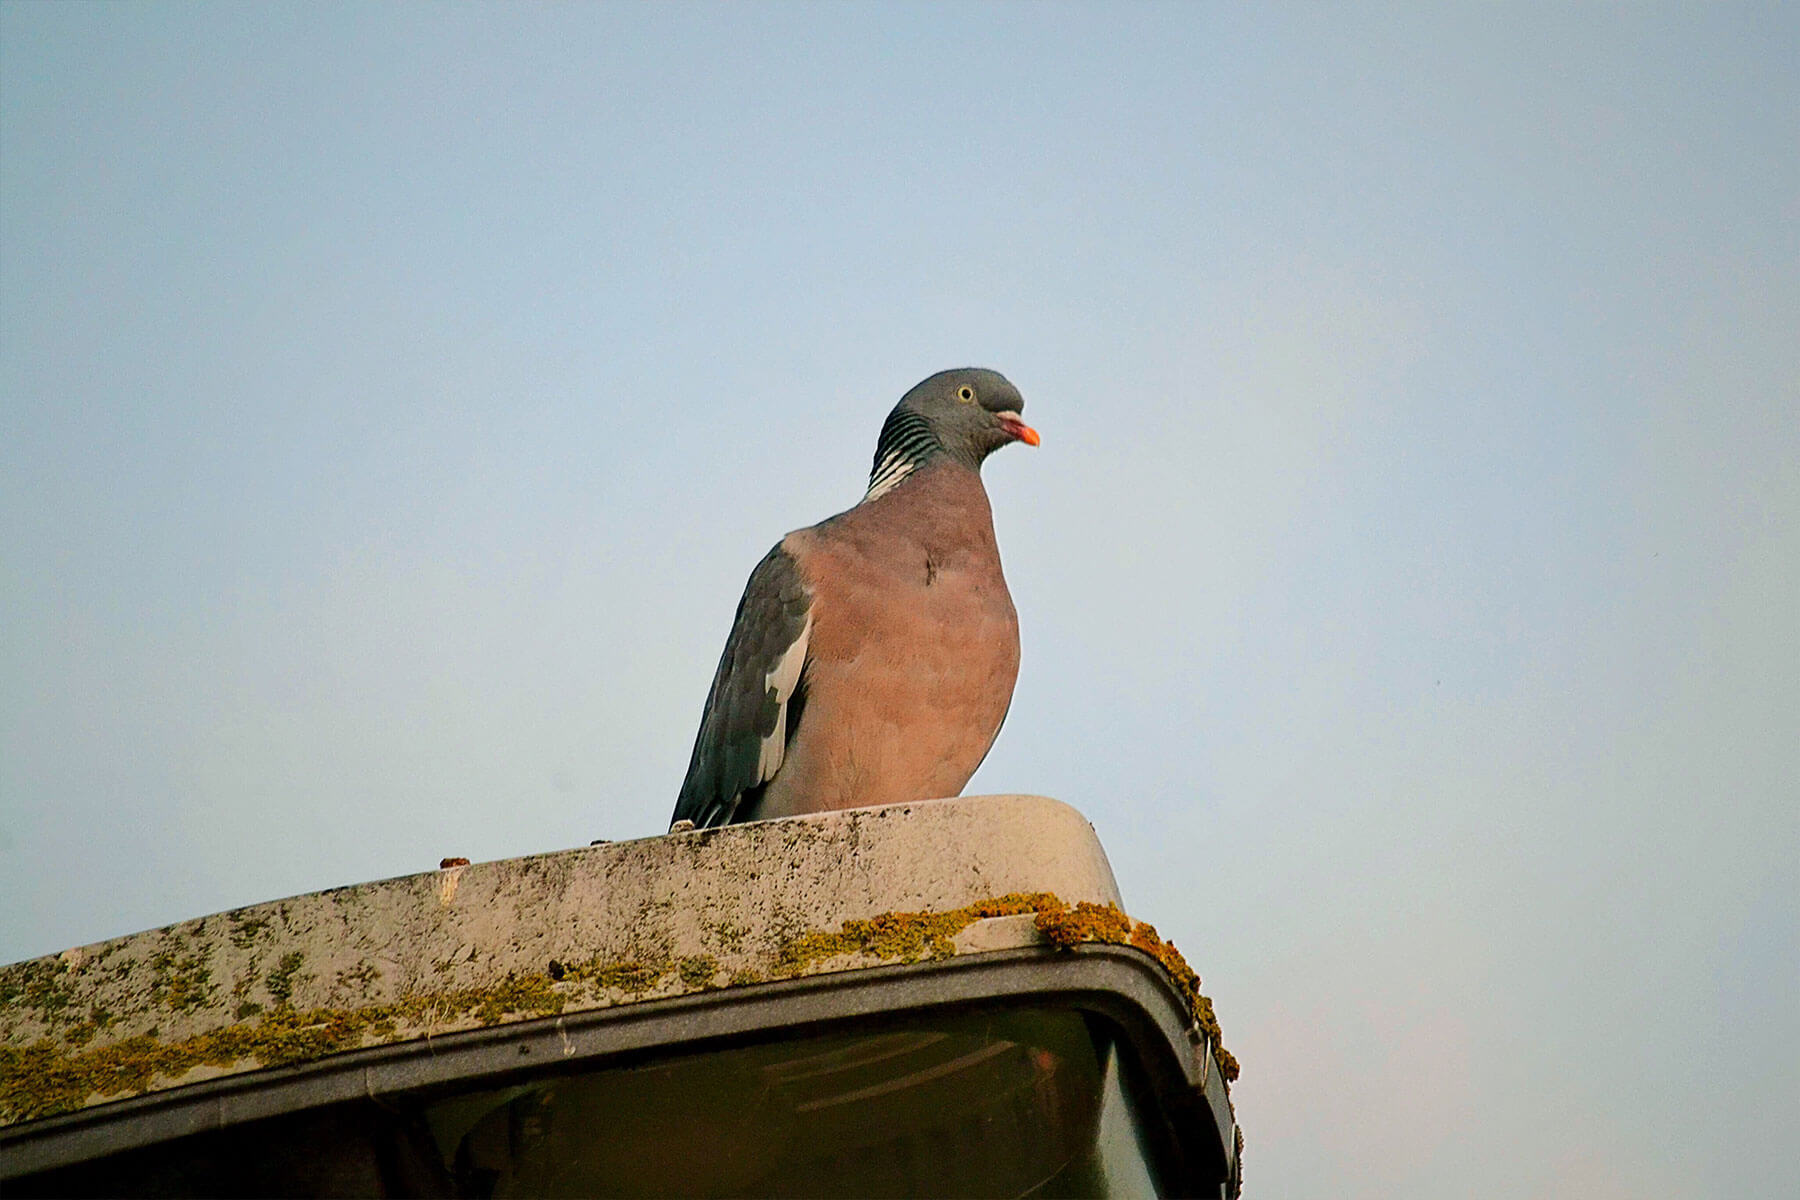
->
{"left": 1, "top": 795, "right": 1126, "bottom": 1125}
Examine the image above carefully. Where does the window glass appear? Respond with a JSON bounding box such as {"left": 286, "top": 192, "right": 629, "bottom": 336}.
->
{"left": 15, "top": 1006, "right": 1175, "bottom": 1198}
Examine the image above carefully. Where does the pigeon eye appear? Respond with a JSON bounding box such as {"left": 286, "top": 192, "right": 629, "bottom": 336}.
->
{"left": 957, "top": 385, "right": 975, "bottom": 403}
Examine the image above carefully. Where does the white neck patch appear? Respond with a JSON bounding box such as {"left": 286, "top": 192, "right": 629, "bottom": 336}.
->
{"left": 863, "top": 451, "right": 918, "bottom": 502}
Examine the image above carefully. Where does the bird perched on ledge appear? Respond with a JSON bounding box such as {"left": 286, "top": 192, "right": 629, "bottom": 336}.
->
{"left": 672, "top": 368, "right": 1039, "bottom": 829}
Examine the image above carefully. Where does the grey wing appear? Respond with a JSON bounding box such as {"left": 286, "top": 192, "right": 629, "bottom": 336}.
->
{"left": 672, "top": 543, "right": 813, "bottom": 829}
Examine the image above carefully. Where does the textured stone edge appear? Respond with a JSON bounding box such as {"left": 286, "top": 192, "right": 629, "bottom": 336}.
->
{"left": 2, "top": 892, "right": 1236, "bottom": 1126}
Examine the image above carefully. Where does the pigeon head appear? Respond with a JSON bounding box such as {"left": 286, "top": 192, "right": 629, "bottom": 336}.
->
{"left": 865, "top": 368, "right": 1038, "bottom": 499}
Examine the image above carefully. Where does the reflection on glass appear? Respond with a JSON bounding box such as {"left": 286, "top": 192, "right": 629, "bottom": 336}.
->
{"left": 18, "top": 1006, "right": 1174, "bottom": 1198}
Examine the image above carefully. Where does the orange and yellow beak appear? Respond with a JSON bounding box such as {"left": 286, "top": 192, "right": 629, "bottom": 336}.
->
{"left": 996, "top": 412, "right": 1041, "bottom": 446}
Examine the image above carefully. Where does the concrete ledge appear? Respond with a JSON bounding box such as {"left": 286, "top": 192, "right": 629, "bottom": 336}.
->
{"left": 2, "top": 795, "right": 1126, "bottom": 1126}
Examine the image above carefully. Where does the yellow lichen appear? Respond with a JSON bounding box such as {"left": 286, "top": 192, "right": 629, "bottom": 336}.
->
{"left": 566, "top": 959, "right": 666, "bottom": 995}
{"left": 677, "top": 956, "right": 719, "bottom": 989}
{"left": 1034, "top": 900, "right": 1133, "bottom": 947}
{"left": 776, "top": 892, "right": 1061, "bottom": 972}
{"left": 0, "top": 973, "right": 573, "bottom": 1124}
{"left": 1, "top": 891, "right": 1239, "bottom": 1124}
{"left": 1034, "top": 901, "right": 1238, "bottom": 1082}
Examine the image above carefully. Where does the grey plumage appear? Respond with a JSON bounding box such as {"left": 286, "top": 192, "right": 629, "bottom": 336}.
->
{"left": 672, "top": 545, "right": 812, "bottom": 828}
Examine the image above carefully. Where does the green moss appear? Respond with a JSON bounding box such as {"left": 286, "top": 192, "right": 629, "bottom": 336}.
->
{"left": 0, "top": 959, "right": 77, "bottom": 1022}
{"left": 58, "top": 1004, "right": 114, "bottom": 1049}
{"left": 148, "top": 940, "right": 215, "bottom": 1015}
{"left": 677, "top": 956, "right": 718, "bottom": 989}
{"left": 334, "top": 962, "right": 381, "bottom": 1000}
{"left": 226, "top": 914, "right": 271, "bottom": 950}
{"left": 230, "top": 964, "right": 259, "bottom": 1004}
{"left": 265, "top": 952, "right": 308, "bottom": 1008}
{"left": 472, "top": 973, "right": 563, "bottom": 1026}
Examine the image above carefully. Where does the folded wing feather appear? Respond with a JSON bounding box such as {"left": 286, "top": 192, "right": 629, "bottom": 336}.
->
{"left": 672, "top": 543, "right": 814, "bottom": 829}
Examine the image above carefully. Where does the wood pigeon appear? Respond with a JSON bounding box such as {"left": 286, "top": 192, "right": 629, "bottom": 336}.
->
{"left": 672, "top": 368, "right": 1039, "bottom": 829}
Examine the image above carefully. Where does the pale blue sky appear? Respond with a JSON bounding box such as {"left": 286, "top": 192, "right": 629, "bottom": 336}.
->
{"left": 3, "top": 4, "right": 1795, "bottom": 1195}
